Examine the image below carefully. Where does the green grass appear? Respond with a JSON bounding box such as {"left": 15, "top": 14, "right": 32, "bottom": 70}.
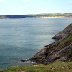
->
{"left": 1, "top": 61, "right": 72, "bottom": 72}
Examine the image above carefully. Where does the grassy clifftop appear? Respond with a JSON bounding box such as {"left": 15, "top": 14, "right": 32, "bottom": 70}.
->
{"left": 1, "top": 61, "right": 72, "bottom": 72}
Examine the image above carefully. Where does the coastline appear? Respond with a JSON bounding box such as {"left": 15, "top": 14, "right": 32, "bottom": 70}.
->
{"left": 1, "top": 23, "right": 72, "bottom": 72}
{"left": 39, "top": 16, "right": 72, "bottom": 19}
{"left": 39, "top": 16, "right": 65, "bottom": 18}
{"left": 30, "top": 23, "right": 72, "bottom": 64}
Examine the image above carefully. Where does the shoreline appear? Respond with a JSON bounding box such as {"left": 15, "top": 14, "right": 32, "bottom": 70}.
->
{"left": 30, "top": 23, "right": 72, "bottom": 64}
{"left": 39, "top": 16, "right": 65, "bottom": 18}
{"left": 39, "top": 16, "right": 72, "bottom": 19}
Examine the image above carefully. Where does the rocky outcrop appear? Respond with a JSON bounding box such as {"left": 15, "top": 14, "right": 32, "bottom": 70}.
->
{"left": 52, "top": 24, "right": 72, "bottom": 40}
{"left": 30, "top": 23, "right": 72, "bottom": 64}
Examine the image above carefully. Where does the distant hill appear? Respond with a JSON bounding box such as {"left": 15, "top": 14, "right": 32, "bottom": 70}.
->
{"left": 0, "top": 15, "right": 34, "bottom": 18}
{"left": 0, "top": 13, "right": 72, "bottom": 18}
{"left": 34, "top": 13, "right": 72, "bottom": 17}
{"left": 6, "top": 15, "right": 34, "bottom": 18}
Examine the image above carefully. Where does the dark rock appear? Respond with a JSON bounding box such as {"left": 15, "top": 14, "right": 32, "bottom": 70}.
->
{"left": 21, "top": 59, "right": 28, "bottom": 62}
{"left": 52, "top": 35, "right": 62, "bottom": 40}
{"left": 52, "top": 24, "right": 72, "bottom": 41}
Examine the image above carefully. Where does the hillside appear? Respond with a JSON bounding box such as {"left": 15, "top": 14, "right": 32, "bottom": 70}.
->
{"left": 30, "top": 23, "right": 72, "bottom": 64}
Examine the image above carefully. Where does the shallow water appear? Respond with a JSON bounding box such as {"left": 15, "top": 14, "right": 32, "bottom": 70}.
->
{"left": 0, "top": 18, "right": 72, "bottom": 68}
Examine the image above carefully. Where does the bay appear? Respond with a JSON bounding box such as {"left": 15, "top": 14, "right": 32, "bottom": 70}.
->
{"left": 0, "top": 18, "right": 72, "bottom": 68}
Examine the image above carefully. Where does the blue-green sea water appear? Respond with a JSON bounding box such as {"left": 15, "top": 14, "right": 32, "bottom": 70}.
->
{"left": 0, "top": 18, "right": 72, "bottom": 68}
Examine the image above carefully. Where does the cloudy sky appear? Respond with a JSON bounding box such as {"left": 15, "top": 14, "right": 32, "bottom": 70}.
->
{"left": 0, "top": 0, "right": 72, "bottom": 15}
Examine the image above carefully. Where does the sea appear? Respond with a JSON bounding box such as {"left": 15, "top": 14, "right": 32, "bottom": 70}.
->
{"left": 0, "top": 17, "right": 72, "bottom": 69}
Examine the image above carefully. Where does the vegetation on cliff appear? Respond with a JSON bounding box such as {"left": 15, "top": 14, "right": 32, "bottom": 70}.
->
{"left": 30, "top": 23, "right": 72, "bottom": 64}
{"left": 1, "top": 61, "right": 72, "bottom": 72}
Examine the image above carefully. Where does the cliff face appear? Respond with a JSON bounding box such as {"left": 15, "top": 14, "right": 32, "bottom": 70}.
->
{"left": 30, "top": 24, "right": 72, "bottom": 64}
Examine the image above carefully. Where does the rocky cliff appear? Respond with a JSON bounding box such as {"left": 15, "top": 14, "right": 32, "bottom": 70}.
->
{"left": 30, "top": 24, "right": 72, "bottom": 64}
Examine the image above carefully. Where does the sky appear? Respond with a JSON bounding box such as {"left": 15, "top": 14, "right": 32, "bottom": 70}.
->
{"left": 0, "top": 0, "right": 72, "bottom": 15}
